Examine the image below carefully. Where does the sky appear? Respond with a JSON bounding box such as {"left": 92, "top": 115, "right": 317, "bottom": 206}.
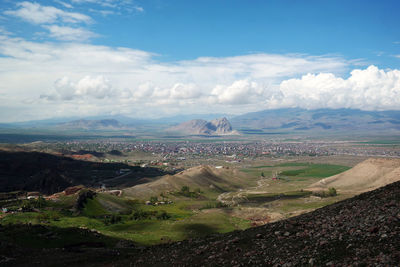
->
{"left": 0, "top": 0, "right": 400, "bottom": 122}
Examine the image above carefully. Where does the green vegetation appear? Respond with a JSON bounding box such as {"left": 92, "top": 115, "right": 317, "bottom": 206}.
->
{"left": 313, "top": 187, "right": 338, "bottom": 198}
{"left": 244, "top": 190, "right": 312, "bottom": 203}
{"left": 200, "top": 201, "right": 228, "bottom": 209}
{"left": 0, "top": 191, "right": 249, "bottom": 246}
{"left": 280, "top": 164, "right": 350, "bottom": 178}
{"left": 172, "top": 186, "right": 203, "bottom": 198}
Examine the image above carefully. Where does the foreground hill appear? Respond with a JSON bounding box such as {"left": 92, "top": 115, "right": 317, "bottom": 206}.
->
{"left": 3, "top": 179, "right": 400, "bottom": 266}
{"left": 167, "top": 117, "right": 238, "bottom": 135}
{"left": 123, "top": 165, "right": 251, "bottom": 199}
{"left": 308, "top": 158, "right": 400, "bottom": 193}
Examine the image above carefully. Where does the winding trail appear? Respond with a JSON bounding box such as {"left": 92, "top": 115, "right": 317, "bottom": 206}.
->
{"left": 217, "top": 175, "right": 271, "bottom": 205}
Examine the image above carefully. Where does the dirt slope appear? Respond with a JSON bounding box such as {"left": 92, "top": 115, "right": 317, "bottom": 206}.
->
{"left": 308, "top": 157, "right": 400, "bottom": 193}
{"left": 123, "top": 165, "right": 250, "bottom": 199}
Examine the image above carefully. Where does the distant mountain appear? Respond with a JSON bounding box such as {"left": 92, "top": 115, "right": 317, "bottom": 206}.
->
{"left": 151, "top": 113, "right": 231, "bottom": 124}
{"left": 58, "top": 119, "right": 124, "bottom": 130}
{"left": 167, "top": 117, "right": 238, "bottom": 135}
{"left": 231, "top": 108, "right": 400, "bottom": 133}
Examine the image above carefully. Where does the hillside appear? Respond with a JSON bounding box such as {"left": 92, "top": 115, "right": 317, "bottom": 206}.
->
{"left": 3, "top": 179, "right": 400, "bottom": 266}
{"left": 123, "top": 165, "right": 251, "bottom": 199}
{"left": 308, "top": 158, "right": 400, "bottom": 193}
{"left": 167, "top": 117, "right": 238, "bottom": 135}
{"left": 0, "top": 151, "right": 168, "bottom": 194}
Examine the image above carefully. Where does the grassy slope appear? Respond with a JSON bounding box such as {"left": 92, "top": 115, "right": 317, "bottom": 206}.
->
{"left": 0, "top": 162, "right": 352, "bottom": 246}
{"left": 123, "top": 165, "right": 258, "bottom": 200}
{"left": 0, "top": 193, "right": 250, "bottom": 246}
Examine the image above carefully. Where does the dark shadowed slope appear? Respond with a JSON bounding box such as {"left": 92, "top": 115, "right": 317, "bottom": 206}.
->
{"left": 0, "top": 151, "right": 169, "bottom": 194}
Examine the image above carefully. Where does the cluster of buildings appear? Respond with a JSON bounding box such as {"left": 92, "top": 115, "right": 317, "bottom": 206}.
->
{"left": 36, "top": 139, "right": 400, "bottom": 162}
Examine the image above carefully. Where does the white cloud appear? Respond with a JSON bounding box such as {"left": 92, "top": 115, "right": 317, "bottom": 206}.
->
{"left": 44, "top": 25, "right": 98, "bottom": 41}
{"left": 211, "top": 80, "right": 265, "bottom": 105}
{"left": 169, "top": 83, "right": 201, "bottom": 99}
{"left": 43, "top": 75, "right": 116, "bottom": 100}
{"left": 1, "top": 35, "right": 399, "bottom": 122}
{"left": 133, "top": 6, "right": 144, "bottom": 12}
{"left": 277, "top": 65, "right": 400, "bottom": 110}
{"left": 0, "top": 26, "right": 11, "bottom": 36}
{"left": 71, "top": 0, "right": 143, "bottom": 12}
{"left": 4, "top": 2, "right": 92, "bottom": 24}
{"left": 54, "top": 0, "right": 74, "bottom": 9}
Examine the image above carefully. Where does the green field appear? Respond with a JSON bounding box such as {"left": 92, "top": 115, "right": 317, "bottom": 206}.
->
{"left": 279, "top": 164, "right": 350, "bottom": 178}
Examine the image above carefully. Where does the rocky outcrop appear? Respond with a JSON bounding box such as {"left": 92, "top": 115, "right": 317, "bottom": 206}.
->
{"left": 210, "top": 117, "right": 233, "bottom": 134}
{"left": 167, "top": 117, "right": 238, "bottom": 135}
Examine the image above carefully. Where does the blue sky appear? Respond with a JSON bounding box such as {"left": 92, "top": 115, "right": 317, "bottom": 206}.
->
{"left": 0, "top": 0, "right": 400, "bottom": 121}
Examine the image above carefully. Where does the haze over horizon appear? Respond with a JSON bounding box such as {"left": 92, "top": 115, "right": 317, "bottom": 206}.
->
{"left": 1, "top": 0, "right": 400, "bottom": 122}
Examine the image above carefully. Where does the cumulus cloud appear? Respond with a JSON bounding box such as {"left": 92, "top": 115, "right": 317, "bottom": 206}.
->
{"left": 42, "top": 75, "right": 116, "bottom": 100}
{"left": 169, "top": 83, "right": 201, "bottom": 99}
{"left": 44, "top": 25, "right": 98, "bottom": 41}
{"left": 4, "top": 2, "right": 92, "bottom": 24}
{"left": 277, "top": 65, "right": 400, "bottom": 110}
{"left": 211, "top": 80, "right": 265, "bottom": 105}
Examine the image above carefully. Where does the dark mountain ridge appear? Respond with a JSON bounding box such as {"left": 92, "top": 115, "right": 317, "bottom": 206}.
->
{"left": 231, "top": 108, "right": 400, "bottom": 132}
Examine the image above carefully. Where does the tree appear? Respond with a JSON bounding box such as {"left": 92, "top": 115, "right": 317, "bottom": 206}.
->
{"left": 150, "top": 196, "right": 158, "bottom": 203}
{"left": 181, "top": 186, "right": 190, "bottom": 193}
{"left": 328, "top": 187, "right": 337, "bottom": 196}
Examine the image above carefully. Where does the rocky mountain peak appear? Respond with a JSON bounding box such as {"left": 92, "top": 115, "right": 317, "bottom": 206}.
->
{"left": 210, "top": 117, "right": 233, "bottom": 134}
{"left": 167, "top": 117, "right": 237, "bottom": 135}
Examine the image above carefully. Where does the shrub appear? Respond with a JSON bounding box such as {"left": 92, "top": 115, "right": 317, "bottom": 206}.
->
{"left": 149, "top": 196, "right": 158, "bottom": 203}
{"left": 74, "top": 190, "right": 96, "bottom": 211}
{"left": 156, "top": 210, "right": 171, "bottom": 220}
{"left": 328, "top": 187, "right": 337, "bottom": 196}
{"left": 313, "top": 187, "right": 337, "bottom": 198}
{"left": 130, "top": 210, "right": 171, "bottom": 221}
{"left": 201, "top": 202, "right": 228, "bottom": 209}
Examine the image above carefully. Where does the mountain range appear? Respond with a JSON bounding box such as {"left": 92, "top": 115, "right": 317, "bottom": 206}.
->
{"left": 230, "top": 108, "right": 400, "bottom": 132}
{"left": 2, "top": 108, "right": 400, "bottom": 134}
{"left": 58, "top": 119, "right": 124, "bottom": 130}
